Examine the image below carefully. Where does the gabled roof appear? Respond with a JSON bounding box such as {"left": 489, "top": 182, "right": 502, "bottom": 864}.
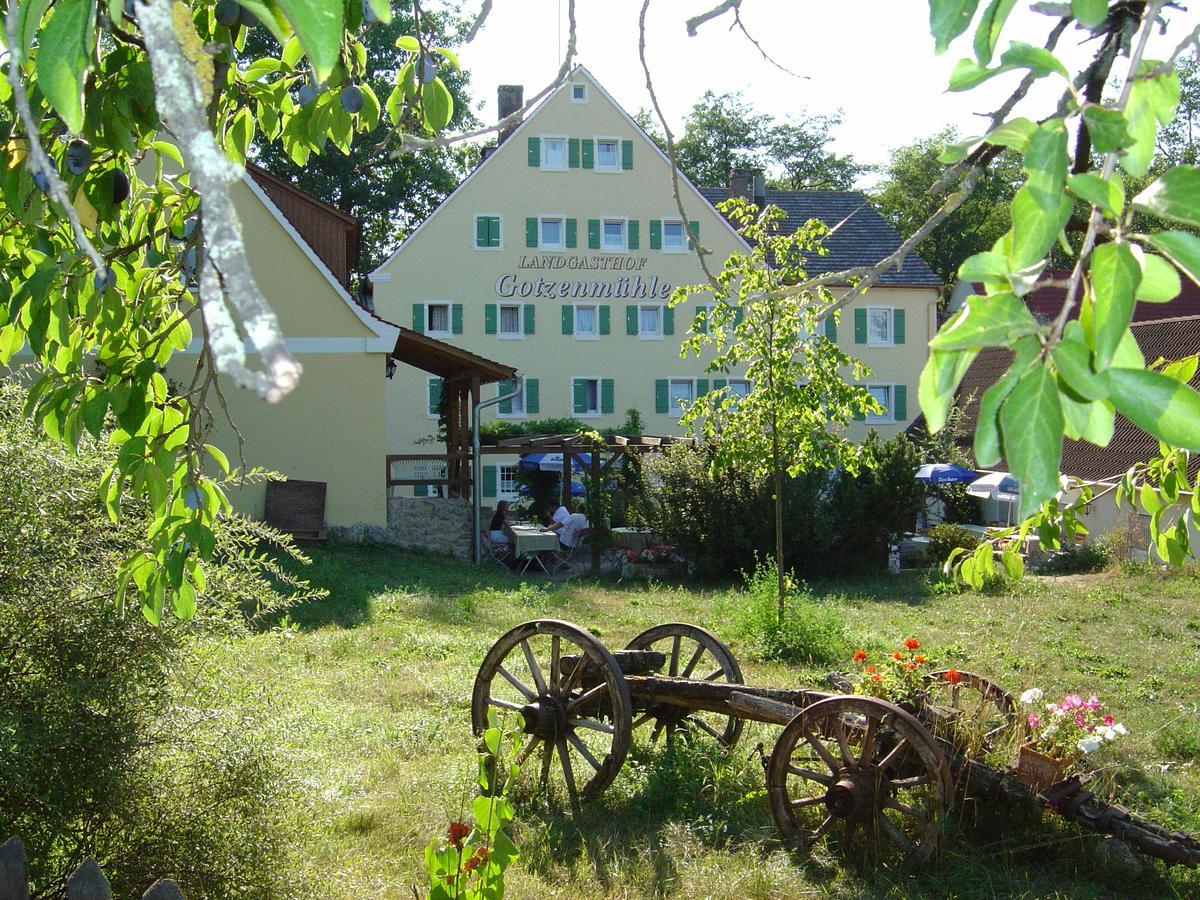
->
{"left": 938, "top": 315, "right": 1200, "bottom": 482}
{"left": 391, "top": 327, "right": 515, "bottom": 383}
{"left": 699, "top": 187, "right": 942, "bottom": 287}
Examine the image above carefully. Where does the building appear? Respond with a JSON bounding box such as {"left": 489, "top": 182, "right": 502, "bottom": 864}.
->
{"left": 370, "top": 67, "right": 941, "bottom": 502}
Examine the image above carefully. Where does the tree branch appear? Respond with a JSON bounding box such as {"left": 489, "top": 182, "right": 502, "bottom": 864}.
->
{"left": 685, "top": 0, "right": 741, "bottom": 36}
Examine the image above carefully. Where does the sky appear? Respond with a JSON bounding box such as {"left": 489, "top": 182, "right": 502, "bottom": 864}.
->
{"left": 448, "top": 1, "right": 1200, "bottom": 186}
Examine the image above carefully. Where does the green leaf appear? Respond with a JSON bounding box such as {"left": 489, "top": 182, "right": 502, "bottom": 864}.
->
{"left": 930, "top": 292, "right": 1040, "bottom": 350}
{"left": 17, "top": 0, "right": 53, "bottom": 54}
{"left": 173, "top": 579, "right": 197, "bottom": 618}
{"left": 1071, "top": 0, "right": 1107, "bottom": 27}
{"left": 984, "top": 116, "right": 1037, "bottom": 151}
{"left": 434, "top": 47, "right": 461, "bottom": 71}
{"left": 226, "top": 107, "right": 254, "bottom": 164}
{"left": 421, "top": 78, "right": 453, "bottom": 131}
{"left": 395, "top": 35, "right": 420, "bottom": 52}
{"left": 1145, "top": 230, "right": 1200, "bottom": 289}
{"left": 1131, "top": 249, "right": 1181, "bottom": 302}
{"left": 1022, "top": 120, "right": 1068, "bottom": 193}
{"left": 938, "top": 136, "right": 982, "bottom": 164}
{"left": 1090, "top": 241, "right": 1140, "bottom": 368}
{"left": 1009, "top": 185, "right": 1073, "bottom": 269}
{"left": 276, "top": 0, "right": 344, "bottom": 82}
{"left": 1107, "top": 368, "right": 1200, "bottom": 450}
{"left": 1082, "top": 104, "right": 1132, "bottom": 154}
{"left": 974, "top": 335, "right": 1040, "bottom": 466}
{"left": 957, "top": 251, "right": 1010, "bottom": 282}
{"left": 35, "top": 0, "right": 94, "bottom": 134}
{"left": 1067, "top": 172, "right": 1123, "bottom": 217}
{"left": 1060, "top": 389, "right": 1114, "bottom": 444}
{"left": 1052, "top": 334, "right": 1108, "bottom": 401}
{"left": 930, "top": 0, "right": 982, "bottom": 54}
{"left": 1000, "top": 363, "right": 1064, "bottom": 518}
{"left": 1111, "top": 327, "right": 1145, "bottom": 369}
{"left": 948, "top": 40, "right": 1068, "bottom": 91}
{"left": 918, "top": 348, "right": 978, "bottom": 432}
{"left": 1001, "top": 546, "right": 1025, "bottom": 580}
{"left": 1122, "top": 65, "right": 1180, "bottom": 177}
{"left": 1133, "top": 166, "right": 1200, "bottom": 229}
{"left": 366, "top": 0, "right": 392, "bottom": 24}
{"left": 973, "top": 0, "right": 1017, "bottom": 65}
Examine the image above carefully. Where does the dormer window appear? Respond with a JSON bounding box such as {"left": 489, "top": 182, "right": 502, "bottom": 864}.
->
{"left": 571, "top": 83, "right": 587, "bottom": 103}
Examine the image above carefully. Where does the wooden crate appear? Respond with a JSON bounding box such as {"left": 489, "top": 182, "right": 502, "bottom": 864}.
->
{"left": 264, "top": 480, "right": 327, "bottom": 539}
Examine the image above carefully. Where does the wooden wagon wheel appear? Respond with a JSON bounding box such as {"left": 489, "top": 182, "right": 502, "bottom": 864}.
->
{"left": 766, "top": 695, "right": 952, "bottom": 867}
{"left": 624, "top": 622, "right": 746, "bottom": 748}
{"left": 472, "top": 619, "right": 633, "bottom": 807}
{"left": 923, "top": 670, "right": 1017, "bottom": 751}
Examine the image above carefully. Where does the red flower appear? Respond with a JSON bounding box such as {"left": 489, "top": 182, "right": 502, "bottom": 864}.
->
{"left": 853, "top": 649, "right": 868, "bottom": 662}
{"left": 904, "top": 637, "right": 920, "bottom": 651}
{"left": 871, "top": 673, "right": 882, "bottom": 682}
{"left": 914, "top": 655, "right": 926, "bottom": 664}
{"left": 892, "top": 651, "right": 903, "bottom": 661}
{"left": 463, "top": 846, "right": 489, "bottom": 872}
{"left": 866, "top": 665, "right": 877, "bottom": 674}
{"left": 943, "top": 669, "right": 962, "bottom": 686}
{"left": 902, "top": 662, "right": 917, "bottom": 671}
{"left": 447, "top": 821, "right": 470, "bottom": 848}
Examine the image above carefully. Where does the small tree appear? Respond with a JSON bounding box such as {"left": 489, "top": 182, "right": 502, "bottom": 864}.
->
{"left": 675, "top": 199, "right": 875, "bottom": 618}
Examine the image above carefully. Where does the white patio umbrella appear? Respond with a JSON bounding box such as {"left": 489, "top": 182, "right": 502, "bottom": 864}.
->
{"left": 966, "top": 472, "right": 1020, "bottom": 525}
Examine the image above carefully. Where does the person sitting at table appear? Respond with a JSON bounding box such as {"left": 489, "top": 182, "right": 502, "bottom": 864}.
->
{"left": 488, "top": 500, "right": 517, "bottom": 545}
{"left": 545, "top": 500, "right": 571, "bottom": 530}
{"left": 547, "top": 505, "right": 589, "bottom": 550}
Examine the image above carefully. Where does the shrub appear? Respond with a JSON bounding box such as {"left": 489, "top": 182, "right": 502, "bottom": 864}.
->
{"left": 1039, "top": 542, "right": 1112, "bottom": 575}
{"left": 727, "top": 559, "right": 848, "bottom": 666}
{"left": 927, "top": 523, "right": 980, "bottom": 566}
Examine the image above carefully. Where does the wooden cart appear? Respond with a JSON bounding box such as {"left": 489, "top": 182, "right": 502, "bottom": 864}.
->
{"left": 473, "top": 619, "right": 1200, "bottom": 867}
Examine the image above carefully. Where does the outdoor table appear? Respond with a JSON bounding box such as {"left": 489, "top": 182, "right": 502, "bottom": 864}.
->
{"left": 510, "top": 525, "right": 560, "bottom": 574}
{"left": 611, "top": 527, "right": 654, "bottom": 553}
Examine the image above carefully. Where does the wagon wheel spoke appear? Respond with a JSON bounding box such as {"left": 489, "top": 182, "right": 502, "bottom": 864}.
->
{"left": 888, "top": 774, "right": 930, "bottom": 789}
{"left": 560, "top": 654, "right": 588, "bottom": 696}
{"left": 549, "top": 635, "right": 561, "bottom": 695}
{"left": 497, "top": 665, "right": 535, "bottom": 701}
{"left": 790, "top": 795, "right": 825, "bottom": 810}
{"left": 557, "top": 737, "right": 581, "bottom": 813}
{"left": 877, "top": 812, "right": 914, "bottom": 855}
{"left": 515, "top": 736, "right": 542, "bottom": 769}
{"left": 520, "top": 639, "right": 548, "bottom": 696}
{"left": 649, "top": 720, "right": 666, "bottom": 744}
{"left": 833, "top": 718, "right": 856, "bottom": 768}
{"left": 539, "top": 741, "right": 553, "bottom": 786}
{"left": 680, "top": 642, "right": 706, "bottom": 678}
{"left": 631, "top": 712, "right": 654, "bottom": 730}
{"left": 858, "top": 716, "right": 880, "bottom": 766}
{"left": 487, "top": 696, "right": 524, "bottom": 713}
{"left": 802, "top": 727, "right": 841, "bottom": 773}
{"left": 787, "top": 763, "right": 834, "bottom": 787}
{"left": 668, "top": 634, "right": 682, "bottom": 676}
{"left": 702, "top": 667, "right": 726, "bottom": 681}
{"left": 566, "top": 732, "right": 602, "bottom": 771}
{"left": 567, "top": 682, "right": 608, "bottom": 713}
{"left": 876, "top": 738, "right": 909, "bottom": 773}
{"left": 570, "top": 716, "right": 615, "bottom": 735}
{"left": 884, "top": 797, "right": 925, "bottom": 820}
{"left": 810, "top": 815, "right": 836, "bottom": 841}
{"left": 840, "top": 821, "right": 858, "bottom": 854}
{"left": 687, "top": 715, "right": 725, "bottom": 743}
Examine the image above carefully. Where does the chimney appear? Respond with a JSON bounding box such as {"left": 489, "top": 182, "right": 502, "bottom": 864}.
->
{"left": 752, "top": 173, "right": 767, "bottom": 208}
{"left": 497, "top": 84, "right": 524, "bottom": 145}
{"left": 729, "top": 169, "right": 751, "bottom": 201}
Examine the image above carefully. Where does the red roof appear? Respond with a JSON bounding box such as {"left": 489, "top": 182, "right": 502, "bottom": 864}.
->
{"left": 1024, "top": 271, "right": 1200, "bottom": 324}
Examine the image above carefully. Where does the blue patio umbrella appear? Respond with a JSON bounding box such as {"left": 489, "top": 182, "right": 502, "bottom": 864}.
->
{"left": 517, "top": 451, "right": 593, "bottom": 472}
{"left": 518, "top": 480, "right": 586, "bottom": 497}
{"left": 915, "top": 463, "right": 979, "bottom": 485}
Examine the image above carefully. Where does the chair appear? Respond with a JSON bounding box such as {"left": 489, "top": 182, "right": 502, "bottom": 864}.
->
{"left": 549, "top": 528, "right": 590, "bottom": 576}
{"left": 481, "top": 531, "right": 510, "bottom": 568}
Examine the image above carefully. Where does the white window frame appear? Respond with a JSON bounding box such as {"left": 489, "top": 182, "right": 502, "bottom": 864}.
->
{"left": 497, "top": 380, "right": 525, "bottom": 418}
{"left": 667, "top": 377, "right": 696, "bottom": 418}
{"left": 727, "top": 378, "right": 751, "bottom": 400}
{"left": 600, "top": 216, "right": 628, "bottom": 252}
{"left": 570, "top": 83, "right": 588, "bottom": 103}
{"left": 425, "top": 302, "right": 451, "bottom": 338}
{"left": 866, "top": 306, "right": 895, "bottom": 347}
{"left": 594, "top": 136, "right": 621, "bottom": 172}
{"left": 638, "top": 303, "right": 664, "bottom": 341}
{"left": 498, "top": 464, "right": 520, "bottom": 500}
{"left": 425, "top": 375, "right": 442, "bottom": 419}
{"left": 661, "top": 218, "right": 688, "bottom": 253}
{"left": 865, "top": 383, "right": 895, "bottom": 423}
{"left": 538, "top": 215, "right": 567, "bottom": 251}
{"left": 572, "top": 376, "right": 602, "bottom": 419}
{"left": 473, "top": 212, "right": 503, "bottom": 252}
{"left": 497, "top": 302, "right": 523, "bottom": 340}
{"left": 539, "top": 135, "right": 568, "bottom": 172}
{"left": 573, "top": 303, "right": 600, "bottom": 341}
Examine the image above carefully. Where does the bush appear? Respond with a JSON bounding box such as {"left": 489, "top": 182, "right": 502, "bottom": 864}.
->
{"left": 0, "top": 383, "right": 313, "bottom": 897}
{"left": 1039, "top": 542, "right": 1112, "bottom": 575}
{"left": 726, "top": 559, "right": 848, "bottom": 666}
{"left": 927, "top": 523, "right": 980, "bottom": 566}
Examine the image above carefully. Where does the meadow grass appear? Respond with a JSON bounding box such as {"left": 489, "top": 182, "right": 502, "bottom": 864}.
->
{"left": 200, "top": 543, "right": 1200, "bottom": 898}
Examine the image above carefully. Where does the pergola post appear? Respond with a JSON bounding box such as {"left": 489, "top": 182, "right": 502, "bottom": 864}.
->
{"left": 590, "top": 449, "right": 601, "bottom": 573}
{"left": 469, "top": 377, "right": 480, "bottom": 499}
{"left": 560, "top": 449, "right": 573, "bottom": 508}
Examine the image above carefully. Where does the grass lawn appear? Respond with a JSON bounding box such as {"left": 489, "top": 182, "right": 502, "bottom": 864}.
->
{"left": 200, "top": 543, "right": 1200, "bottom": 898}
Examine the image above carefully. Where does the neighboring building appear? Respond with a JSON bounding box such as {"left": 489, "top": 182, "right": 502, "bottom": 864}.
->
{"left": 370, "top": 67, "right": 941, "bottom": 501}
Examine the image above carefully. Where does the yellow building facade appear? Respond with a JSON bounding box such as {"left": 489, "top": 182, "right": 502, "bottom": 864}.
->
{"left": 372, "top": 68, "right": 940, "bottom": 502}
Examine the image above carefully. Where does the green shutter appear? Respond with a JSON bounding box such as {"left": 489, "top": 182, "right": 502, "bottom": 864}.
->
{"left": 483, "top": 464, "right": 497, "bottom": 498}
{"left": 713, "top": 378, "right": 727, "bottom": 390}
{"left": 568, "top": 137, "right": 580, "bottom": 168}
{"left": 663, "top": 306, "right": 674, "bottom": 336}
{"left": 824, "top": 316, "right": 837, "bottom": 341}
{"left": 452, "top": 304, "right": 463, "bottom": 334}
{"left": 688, "top": 220, "right": 699, "bottom": 249}
{"left": 693, "top": 306, "right": 707, "bottom": 335}
{"left": 854, "top": 308, "right": 867, "bottom": 344}
{"left": 475, "top": 216, "right": 489, "bottom": 248}
{"left": 621, "top": 139, "right": 633, "bottom": 170}
{"left": 565, "top": 218, "right": 577, "bottom": 248}
{"left": 582, "top": 138, "right": 594, "bottom": 169}
{"left": 599, "top": 305, "right": 611, "bottom": 335}
{"left": 428, "top": 377, "right": 442, "bottom": 415}
{"left": 696, "top": 378, "right": 709, "bottom": 395}
{"left": 626, "top": 305, "right": 638, "bottom": 335}
{"left": 484, "top": 304, "right": 497, "bottom": 334}
{"left": 489, "top": 216, "right": 501, "bottom": 247}
{"left": 412, "top": 303, "right": 424, "bottom": 333}
{"left": 562, "top": 305, "right": 574, "bottom": 335}
{"left": 573, "top": 379, "right": 588, "bottom": 414}
{"left": 499, "top": 380, "right": 513, "bottom": 415}
{"left": 526, "top": 217, "right": 537, "bottom": 248}
{"left": 734, "top": 306, "right": 745, "bottom": 325}
{"left": 654, "top": 379, "right": 668, "bottom": 414}
{"left": 601, "top": 378, "right": 614, "bottom": 414}
{"left": 893, "top": 385, "right": 907, "bottom": 420}
{"left": 649, "top": 219, "right": 662, "bottom": 250}
{"left": 893, "top": 308, "right": 905, "bottom": 344}
{"left": 588, "top": 219, "right": 600, "bottom": 249}
{"left": 628, "top": 219, "right": 640, "bottom": 250}
{"left": 523, "top": 304, "right": 535, "bottom": 335}
{"left": 525, "top": 378, "right": 539, "bottom": 413}
{"left": 527, "top": 137, "right": 539, "bottom": 167}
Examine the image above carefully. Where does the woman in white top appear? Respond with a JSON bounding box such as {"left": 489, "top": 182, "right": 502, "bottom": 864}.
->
{"left": 489, "top": 500, "right": 515, "bottom": 544}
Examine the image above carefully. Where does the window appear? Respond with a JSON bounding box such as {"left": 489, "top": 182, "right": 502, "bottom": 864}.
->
{"left": 866, "top": 385, "right": 893, "bottom": 422}
{"left": 868, "top": 307, "right": 893, "bottom": 345}
{"left": 728, "top": 379, "right": 751, "bottom": 400}
{"left": 602, "top": 218, "right": 626, "bottom": 251}
{"left": 574, "top": 378, "right": 600, "bottom": 416}
{"left": 426, "top": 303, "right": 450, "bottom": 336}
{"left": 498, "top": 380, "right": 524, "bottom": 416}
{"left": 540, "top": 137, "right": 566, "bottom": 170}
{"left": 662, "top": 220, "right": 686, "bottom": 251}
{"left": 596, "top": 139, "right": 619, "bottom": 171}
{"left": 574, "top": 304, "right": 599, "bottom": 339}
{"left": 639, "top": 304, "right": 662, "bottom": 338}
{"left": 539, "top": 216, "right": 565, "bottom": 250}
{"left": 669, "top": 378, "right": 694, "bottom": 416}
{"left": 571, "top": 83, "right": 587, "bottom": 103}
{"left": 474, "top": 214, "right": 501, "bottom": 249}
{"left": 498, "top": 464, "right": 519, "bottom": 498}
{"left": 498, "top": 304, "right": 522, "bottom": 338}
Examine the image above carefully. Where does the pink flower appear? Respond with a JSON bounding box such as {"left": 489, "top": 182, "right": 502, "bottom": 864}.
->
{"left": 1104, "top": 715, "right": 1114, "bottom": 726}
{"left": 1027, "top": 713, "right": 1041, "bottom": 729}
{"left": 1064, "top": 694, "right": 1084, "bottom": 710}
{"left": 1085, "top": 695, "right": 1101, "bottom": 710}
{"left": 1075, "top": 711, "right": 1087, "bottom": 729}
